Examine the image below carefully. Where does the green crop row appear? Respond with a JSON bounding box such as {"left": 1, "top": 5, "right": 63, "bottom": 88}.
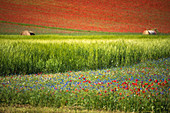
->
{"left": 0, "top": 35, "right": 169, "bottom": 75}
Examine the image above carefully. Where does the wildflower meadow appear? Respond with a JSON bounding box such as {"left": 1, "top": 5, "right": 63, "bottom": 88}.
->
{"left": 0, "top": 35, "right": 169, "bottom": 112}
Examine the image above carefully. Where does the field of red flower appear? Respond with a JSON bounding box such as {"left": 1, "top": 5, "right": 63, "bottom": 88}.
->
{"left": 0, "top": 0, "right": 170, "bottom": 33}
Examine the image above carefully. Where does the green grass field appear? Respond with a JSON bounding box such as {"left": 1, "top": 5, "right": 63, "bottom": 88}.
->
{"left": 1, "top": 35, "right": 169, "bottom": 75}
{"left": 0, "top": 35, "right": 169, "bottom": 112}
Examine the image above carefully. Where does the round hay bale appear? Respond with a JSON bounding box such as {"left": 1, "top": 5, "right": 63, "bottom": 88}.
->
{"left": 21, "top": 30, "right": 35, "bottom": 35}
{"left": 142, "top": 30, "right": 156, "bottom": 35}
{"left": 148, "top": 30, "right": 156, "bottom": 35}
{"left": 29, "top": 31, "right": 35, "bottom": 35}
{"left": 21, "top": 30, "right": 31, "bottom": 35}
{"left": 142, "top": 30, "right": 149, "bottom": 35}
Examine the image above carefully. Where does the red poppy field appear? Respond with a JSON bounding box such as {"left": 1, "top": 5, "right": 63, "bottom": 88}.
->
{"left": 0, "top": 0, "right": 170, "bottom": 33}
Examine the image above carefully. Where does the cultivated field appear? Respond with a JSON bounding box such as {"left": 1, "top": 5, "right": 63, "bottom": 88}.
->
{"left": 0, "top": 35, "right": 169, "bottom": 112}
{"left": 1, "top": 0, "right": 170, "bottom": 112}
{"left": 0, "top": 0, "right": 170, "bottom": 33}
{"left": 1, "top": 35, "right": 169, "bottom": 75}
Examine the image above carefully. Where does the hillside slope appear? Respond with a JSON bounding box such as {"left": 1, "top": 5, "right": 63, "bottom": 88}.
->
{"left": 0, "top": 0, "right": 170, "bottom": 33}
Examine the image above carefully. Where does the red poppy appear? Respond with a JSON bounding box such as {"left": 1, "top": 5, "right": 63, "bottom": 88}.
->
{"left": 149, "top": 79, "right": 152, "bottom": 81}
{"left": 123, "top": 82, "right": 127, "bottom": 84}
{"left": 125, "top": 87, "right": 129, "bottom": 90}
{"left": 114, "top": 88, "right": 116, "bottom": 91}
{"left": 151, "top": 83, "right": 154, "bottom": 86}
{"left": 132, "top": 83, "right": 137, "bottom": 86}
{"left": 164, "top": 80, "right": 167, "bottom": 84}
{"left": 154, "top": 80, "right": 158, "bottom": 83}
{"left": 161, "top": 83, "right": 165, "bottom": 86}
{"left": 145, "top": 83, "right": 148, "bottom": 85}
{"left": 148, "top": 85, "right": 151, "bottom": 88}
{"left": 113, "top": 80, "right": 116, "bottom": 82}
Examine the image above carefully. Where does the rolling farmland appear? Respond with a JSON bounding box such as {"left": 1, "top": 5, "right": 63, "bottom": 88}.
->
{"left": 0, "top": 0, "right": 170, "bottom": 112}
{"left": 0, "top": 0, "right": 170, "bottom": 33}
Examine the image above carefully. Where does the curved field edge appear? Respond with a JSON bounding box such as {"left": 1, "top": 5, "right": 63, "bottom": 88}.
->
{"left": 0, "top": 22, "right": 86, "bottom": 35}
{"left": 0, "top": 21, "right": 141, "bottom": 35}
{"left": 0, "top": 58, "right": 169, "bottom": 112}
{"left": 1, "top": 21, "right": 169, "bottom": 35}
{"left": 0, "top": 35, "right": 170, "bottom": 39}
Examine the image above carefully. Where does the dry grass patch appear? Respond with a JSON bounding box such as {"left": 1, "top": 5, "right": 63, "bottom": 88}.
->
{"left": 0, "top": 105, "right": 129, "bottom": 113}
